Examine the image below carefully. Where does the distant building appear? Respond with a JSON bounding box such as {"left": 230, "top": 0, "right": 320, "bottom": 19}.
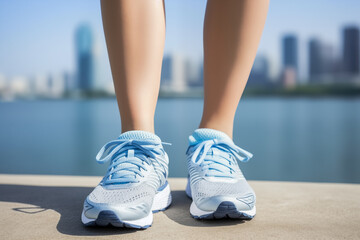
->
{"left": 63, "top": 72, "right": 75, "bottom": 93}
{"left": 282, "top": 34, "right": 298, "bottom": 77}
{"left": 10, "top": 76, "right": 30, "bottom": 97}
{"left": 198, "top": 63, "right": 204, "bottom": 87}
{"left": 322, "top": 44, "right": 336, "bottom": 75}
{"left": 161, "top": 56, "right": 173, "bottom": 88}
{"left": 308, "top": 36, "right": 357, "bottom": 84}
{"left": 343, "top": 26, "right": 359, "bottom": 74}
{"left": 47, "top": 75, "right": 54, "bottom": 91}
{"left": 248, "top": 55, "right": 270, "bottom": 86}
{"left": 33, "top": 75, "right": 48, "bottom": 97}
{"left": 281, "top": 67, "right": 297, "bottom": 89}
{"left": 0, "top": 74, "right": 8, "bottom": 99}
{"left": 309, "top": 38, "right": 324, "bottom": 79}
{"left": 160, "top": 55, "right": 186, "bottom": 92}
{"left": 75, "top": 24, "right": 94, "bottom": 91}
{"left": 185, "top": 60, "right": 203, "bottom": 88}
{"left": 49, "top": 74, "right": 65, "bottom": 98}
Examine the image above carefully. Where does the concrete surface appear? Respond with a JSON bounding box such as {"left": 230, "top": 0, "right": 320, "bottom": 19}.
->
{"left": 0, "top": 174, "right": 359, "bottom": 240}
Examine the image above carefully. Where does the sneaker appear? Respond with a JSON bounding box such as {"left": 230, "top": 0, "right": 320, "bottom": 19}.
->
{"left": 186, "top": 128, "right": 256, "bottom": 220}
{"left": 81, "top": 131, "right": 172, "bottom": 229}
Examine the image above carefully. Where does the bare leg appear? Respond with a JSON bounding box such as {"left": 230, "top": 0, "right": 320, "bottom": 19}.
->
{"left": 199, "top": 0, "right": 269, "bottom": 138}
{"left": 101, "top": 0, "right": 165, "bottom": 133}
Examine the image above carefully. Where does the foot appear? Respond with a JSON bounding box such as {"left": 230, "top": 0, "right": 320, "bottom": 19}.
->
{"left": 81, "top": 131, "right": 172, "bottom": 229}
{"left": 186, "top": 128, "right": 256, "bottom": 220}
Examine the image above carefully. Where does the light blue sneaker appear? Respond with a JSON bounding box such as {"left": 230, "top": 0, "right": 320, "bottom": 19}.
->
{"left": 186, "top": 128, "right": 256, "bottom": 220}
{"left": 81, "top": 131, "right": 172, "bottom": 229}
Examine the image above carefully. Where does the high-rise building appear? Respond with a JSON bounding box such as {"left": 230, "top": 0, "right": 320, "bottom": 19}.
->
{"left": 160, "top": 55, "right": 186, "bottom": 91}
{"left": 309, "top": 38, "right": 323, "bottom": 78}
{"left": 63, "top": 72, "right": 72, "bottom": 93}
{"left": 0, "top": 74, "right": 7, "bottom": 96}
{"left": 282, "top": 34, "right": 298, "bottom": 79}
{"left": 161, "top": 56, "right": 173, "bottom": 88}
{"left": 198, "top": 63, "right": 204, "bottom": 87}
{"left": 343, "top": 26, "right": 359, "bottom": 74}
{"left": 185, "top": 60, "right": 203, "bottom": 88}
{"left": 48, "top": 74, "right": 65, "bottom": 98}
{"left": 75, "top": 24, "right": 94, "bottom": 91}
{"left": 248, "top": 55, "right": 270, "bottom": 86}
{"left": 309, "top": 38, "right": 337, "bottom": 83}
{"left": 33, "top": 74, "right": 48, "bottom": 97}
{"left": 322, "top": 44, "right": 336, "bottom": 75}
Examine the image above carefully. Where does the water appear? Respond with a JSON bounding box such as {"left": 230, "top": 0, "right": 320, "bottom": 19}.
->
{"left": 0, "top": 98, "right": 359, "bottom": 183}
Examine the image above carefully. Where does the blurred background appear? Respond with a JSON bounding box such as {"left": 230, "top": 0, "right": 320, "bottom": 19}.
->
{"left": 0, "top": 0, "right": 359, "bottom": 183}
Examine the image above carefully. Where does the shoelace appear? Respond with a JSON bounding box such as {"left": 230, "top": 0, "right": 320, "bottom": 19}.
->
{"left": 187, "top": 139, "right": 253, "bottom": 178}
{"left": 96, "top": 139, "right": 170, "bottom": 185}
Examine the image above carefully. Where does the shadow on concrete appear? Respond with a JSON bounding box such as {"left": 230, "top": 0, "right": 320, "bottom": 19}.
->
{"left": 0, "top": 185, "right": 247, "bottom": 236}
{"left": 163, "top": 190, "right": 247, "bottom": 227}
{"left": 0, "top": 184, "right": 137, "bottom": 236}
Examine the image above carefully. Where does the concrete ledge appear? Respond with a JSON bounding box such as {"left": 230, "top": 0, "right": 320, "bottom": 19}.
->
{"left": 0, "top": 174, "right": 359, "bottom": 239}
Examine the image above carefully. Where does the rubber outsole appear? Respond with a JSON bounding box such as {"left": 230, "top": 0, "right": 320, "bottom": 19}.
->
{"left": 83, "top": 204, "right": 172, "bottom": 229}
{"left": 191, "top": 201, "right": 255, "bottom": 220}
{"left": 84, "top": 210, "right": 151, "bottom": 229}
{"left": 83, "top": 206, "right": 173, "bottom": 229}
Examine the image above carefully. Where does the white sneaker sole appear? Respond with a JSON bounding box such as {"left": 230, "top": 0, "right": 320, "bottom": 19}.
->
{"left": 81, "top": 183, "right": 172, "bottom": 229}
{"left": 186, "top": 180, "right": 256, "bottom": 220}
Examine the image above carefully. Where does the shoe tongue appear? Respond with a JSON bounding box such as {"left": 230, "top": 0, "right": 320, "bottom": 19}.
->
{"left": 111, "top": 131, "right": 160, "bottom": 183}
{"left": 118, "top": 130, "right": 161, "bottom": 142}
{"left": 188, "top": 128, "right": 232, "bottom": 145}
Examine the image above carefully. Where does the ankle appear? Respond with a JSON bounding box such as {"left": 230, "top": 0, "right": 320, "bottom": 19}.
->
{"left": 199, "top": 121, "right": 233, "bottom": 139}
{"left": 121, "top": 121, "right": 155, "bottom": 134}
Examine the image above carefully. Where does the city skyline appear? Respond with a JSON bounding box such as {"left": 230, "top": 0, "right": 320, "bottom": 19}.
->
{"left": 1, "top": 23, "right": 360, "bottom": 99}
{"left": 1, "top": 1, "right": 359, "bottom": 77}
{"left": 0, "top": 0, "right": 360, "bottom": 98}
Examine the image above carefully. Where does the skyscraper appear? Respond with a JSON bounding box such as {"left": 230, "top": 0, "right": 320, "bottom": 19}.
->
{"left": 343, "top": 26, "right": 359, "bottom": 74}
{"left": 248, "top": 55, "right": 270, "bottom": 86}
{"left": 160, "top": 55, "right": 186, "bottom": 91}
{"left": 282, "top": 34, "right": 298, "bottom": 76}
{"left": 185, "top": 60, "right": 203, "bottom": 88}
{"left": 309, "top": 38, "right": 323, "bottom": 78}
{"left": 161, "top": 56, "right": 173, "bottom": 88}
{"left": 75, "top": 24, "right": 94, "bottom": 91}
{"left": 309, "top": 38, "right": 336, "bottom": 83}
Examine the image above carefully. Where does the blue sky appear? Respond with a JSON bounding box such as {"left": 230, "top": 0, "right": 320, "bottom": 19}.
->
{"left": 0, "top": 0, "right": 359, "bottom": 83}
